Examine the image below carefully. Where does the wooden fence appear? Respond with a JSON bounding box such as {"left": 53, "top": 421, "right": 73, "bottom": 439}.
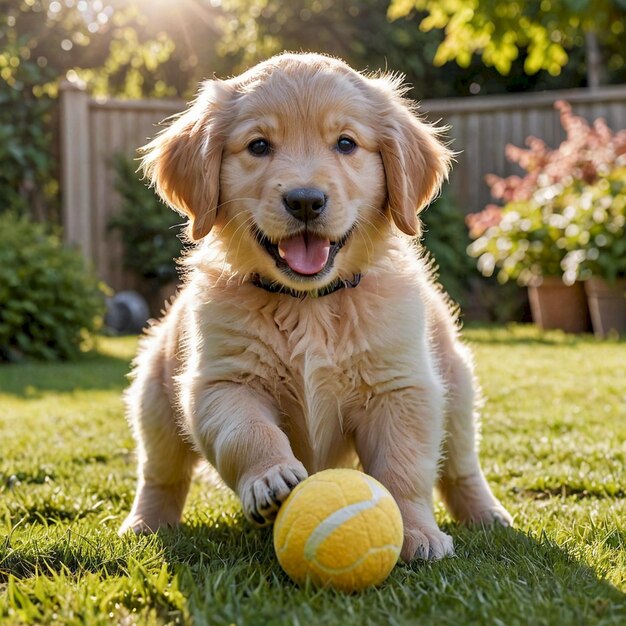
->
{"left": 60, "top": 80, "right": 186, "bottom": 290}
{"left": 422, "top": 86, "right": 626, "bottom": 217}
{"left": 60, "top": 80, "right": 626, "bottom": 291}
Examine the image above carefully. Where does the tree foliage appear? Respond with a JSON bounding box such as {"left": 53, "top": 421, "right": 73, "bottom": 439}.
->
{"left": 0, "top": 0, "right": 224, "bottom": 217}
{"left": 1, "top": 0, "right": 225, "bottom": 99}
{"left": 389, "top": 0, "right": 626, "bottom": 78}
{"left": 217, "top": 0, "right": 447, "bottom": 99}
{"left": 215, "top": 0, "right": 584, "bottom": 100}
{"left": 0, "top": 51, "right": 57, "bottom": 219}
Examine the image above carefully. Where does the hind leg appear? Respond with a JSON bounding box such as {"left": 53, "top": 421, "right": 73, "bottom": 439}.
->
{"left": 433, "top": 310, "right": 512, "bottom": 526}
{"left": 119, "top": 351, "right": 198, "bottom": 535}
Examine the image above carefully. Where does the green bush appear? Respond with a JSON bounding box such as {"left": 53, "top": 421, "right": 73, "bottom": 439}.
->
{"left": 421, "top": 191, "right": 528, "bottom": 322}
{"left": 421, "top": 190, "right": 476, "bottom": 306}
{"left": 109, "top": 155, "right": 185, "bottom": 287}
{"left": 0, "top": 213, "right": 106, "bottom": 361}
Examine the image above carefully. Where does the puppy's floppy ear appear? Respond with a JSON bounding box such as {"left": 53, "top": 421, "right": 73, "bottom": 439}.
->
{"left": 140, "top": 80, "right": 232, "bottom": 241}
{"left": 375, "top": 79, "right": 453, "bottom": 237}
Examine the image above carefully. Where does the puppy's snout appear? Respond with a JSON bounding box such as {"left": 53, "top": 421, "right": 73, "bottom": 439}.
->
{"left": 283, "top": 188, "right": 327, "bottom": 222}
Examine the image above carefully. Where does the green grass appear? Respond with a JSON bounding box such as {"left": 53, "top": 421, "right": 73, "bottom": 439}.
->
{"left": 1, "top": 327, "right": 625, "bottom": 625}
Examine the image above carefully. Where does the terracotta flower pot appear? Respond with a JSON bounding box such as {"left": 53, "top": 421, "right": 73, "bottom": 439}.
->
{"left": 527, "top": 277, "right": 591, "bottom": 333}
{"left": 584, "top": 277, "right": 626, "bottom": 338}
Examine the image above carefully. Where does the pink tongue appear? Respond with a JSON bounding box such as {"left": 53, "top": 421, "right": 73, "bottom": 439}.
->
{"left": 277, "top": 233, "right": 331, "bottom": 275}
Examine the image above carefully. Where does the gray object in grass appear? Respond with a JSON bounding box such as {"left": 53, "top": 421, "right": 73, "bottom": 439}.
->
{"left": 105, "top": 290, "right": 150, "bottom": 335}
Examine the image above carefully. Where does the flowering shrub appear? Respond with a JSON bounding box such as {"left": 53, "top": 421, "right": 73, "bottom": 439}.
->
{"left": 560, "top": 168, "right": 626, "bottom": 283}
{"left": 421, "top": 189, "right": 475, "bottom": 306}
{"left": 467, "top": 101, "right": 626, "bottom": 285}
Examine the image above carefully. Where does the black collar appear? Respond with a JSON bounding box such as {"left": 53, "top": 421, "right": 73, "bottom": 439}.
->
{"left": 250, "top": 273, "right": 362, "bottom": 299}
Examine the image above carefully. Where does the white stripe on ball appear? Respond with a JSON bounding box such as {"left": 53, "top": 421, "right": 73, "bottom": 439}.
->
{"left": 303, "top": 475, "right": 390, "bottom": 562}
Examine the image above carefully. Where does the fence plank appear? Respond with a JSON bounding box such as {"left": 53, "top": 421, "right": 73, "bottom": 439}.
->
{"left": 422, "top": 86, "right": 626, "bottom": 214}
{"left": 60, "top": 80, "right": 93, "bottom": 260}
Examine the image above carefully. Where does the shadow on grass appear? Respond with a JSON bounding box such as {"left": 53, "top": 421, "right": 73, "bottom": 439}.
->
{"left": 2, "top": 517, "right": 624, "bottom": 624}
{"left": 0, "top": 349, "right": 132, "bottom": 397}
{"left": 149, "top": 520, "right": 626, "bottom": 624}
{"left": 390, "top": 523, "right": 626, "bottom": 625}
{"left": 0, "top": 517, "right": 255, "bottom": 583}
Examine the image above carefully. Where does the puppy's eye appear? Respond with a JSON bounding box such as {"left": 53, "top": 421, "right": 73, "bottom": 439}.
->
{"left": 336, "top": 136, "right": 357, "bottom": 155}
{"left": 248, "top": 138, "right": 272, "bottom": 156}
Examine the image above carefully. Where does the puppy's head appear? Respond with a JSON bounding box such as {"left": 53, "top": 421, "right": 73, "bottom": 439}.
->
{"left": 142, "top": 53, "right": 451, "bottom": 292}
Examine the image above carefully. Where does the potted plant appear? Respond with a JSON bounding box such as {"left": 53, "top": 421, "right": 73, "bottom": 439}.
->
{"left": 466, "top": 101, "right": 626, "bottom": 334}
{"left": 560, "top": 167, "right": 626, "bottom": 337}
{"left": 466, "top": 190, "right": 591, "bottom": 332}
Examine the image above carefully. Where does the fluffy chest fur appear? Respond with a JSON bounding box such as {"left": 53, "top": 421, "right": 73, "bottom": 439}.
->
{"left": 176, "top": 245, "right": 433, "bottom": 469}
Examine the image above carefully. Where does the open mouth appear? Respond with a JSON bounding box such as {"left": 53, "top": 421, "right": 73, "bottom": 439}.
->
{"left": 253, "top": 227, "right": 353, "bottom": 279}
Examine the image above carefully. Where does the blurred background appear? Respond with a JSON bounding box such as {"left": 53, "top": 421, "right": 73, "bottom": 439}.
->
{"left": 2, "top": 0, "right": 626, "bottom": 359}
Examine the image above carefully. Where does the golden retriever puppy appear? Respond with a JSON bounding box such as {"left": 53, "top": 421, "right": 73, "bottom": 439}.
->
{"left": 119, "top": 52, "right": 512, "bottom": 561}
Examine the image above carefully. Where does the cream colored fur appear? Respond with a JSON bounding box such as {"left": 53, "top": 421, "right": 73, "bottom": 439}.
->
{"left": 119, "top": 53, "right": 512, "bottom": 561}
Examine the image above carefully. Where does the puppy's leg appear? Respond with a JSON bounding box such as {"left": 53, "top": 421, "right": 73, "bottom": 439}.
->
{"left": 434, "top": 326, "right": 512, "bottom": 527}
{"left": 189, "top": 382, "right": 307, "bottom": 526}
{"left": 353, "top": 379, "right": 454, "bottom": 562}
{"left": 119, "top": 358, "right": 197, "bottom": 535}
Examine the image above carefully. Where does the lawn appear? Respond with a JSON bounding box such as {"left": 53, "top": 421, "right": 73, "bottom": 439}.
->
{"left": 1, "top": 326, "right": 625, "bottom": 625}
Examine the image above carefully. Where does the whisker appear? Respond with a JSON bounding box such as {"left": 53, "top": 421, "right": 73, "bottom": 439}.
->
{"left": 219, "top": 209, "right": 253, "bottom": 234}
{"left": 218, "top": 214, "right": 257, "bottom": 282}
{"left": 231, "top": 215, "right": 258, "bottom": 274}
{"left": 167, "top": 220, "right": 187, "bottom": 231}
{"left": 352, "top": 209, "right": 387, "bottom": 261}
{"left": 215, "top": 197, "right": 258, "bottom": 210}
{"left": 354, "top": 222, "right": 375, "bottom": 267}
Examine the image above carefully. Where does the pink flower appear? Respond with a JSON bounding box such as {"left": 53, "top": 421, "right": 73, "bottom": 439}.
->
{"left": 482, "top": 100, "right": 626, "bottom": 212}
{"left": 466, "top": 204, "right": 503, "bottom": 238}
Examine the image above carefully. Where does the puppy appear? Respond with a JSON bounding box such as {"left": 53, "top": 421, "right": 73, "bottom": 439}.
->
{"left": 119, "top": 52, "right": 512, "bottom": 561}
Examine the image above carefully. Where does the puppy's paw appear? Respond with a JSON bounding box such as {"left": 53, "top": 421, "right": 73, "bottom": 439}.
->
{"left": 240, "top": 462, "right": 308, "bottom": 526}
{"left": 467, "top": 503, "right": 513, "bottom": 528}
{"left": 440, "top": 472, "right": 513, "bottom": 529}
{"left": 118, "top": 510, "right": 181, "bottom": 536}
{"left": 401, "top": 525, "right": 455, "bottom": 562}
{"left": 118, "top": 514, "right": 153, "bottom": 536}
{"left": 118, "top": 483, "right": 186, "bottom": 536}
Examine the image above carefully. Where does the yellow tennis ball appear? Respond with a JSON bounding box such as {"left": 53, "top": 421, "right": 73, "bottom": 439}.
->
{"left": 273, "top": 468, "right": 404, "bottom": 592}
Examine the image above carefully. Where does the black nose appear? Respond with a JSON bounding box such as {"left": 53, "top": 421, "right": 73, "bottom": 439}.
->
{"left": 283, "top": 188, "right": 327, "bottom": 222}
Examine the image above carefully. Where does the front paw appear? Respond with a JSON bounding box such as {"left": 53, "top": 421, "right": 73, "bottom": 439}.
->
{"left": 118, "top": 514, "right": 154, "bottom": 536}
{"left": 440, "top": 472, "right": 513, "bottom": 528}
{"left": 118, "top": 508, "right": 180, "bottom": 536}
{"left": 396, "top": 498, "right": 455, "bottom": 562}
{"left": 118, "top": 482, "right": 186, "bottom": 536}
{"left": 240, "top": 461, "right": 308, "bottom": 526}
{"left": 401, "top": 525, "right": 455, "bottom": 562}
{"left": 467, "top": 503, "right": 513, "bottom": 528}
